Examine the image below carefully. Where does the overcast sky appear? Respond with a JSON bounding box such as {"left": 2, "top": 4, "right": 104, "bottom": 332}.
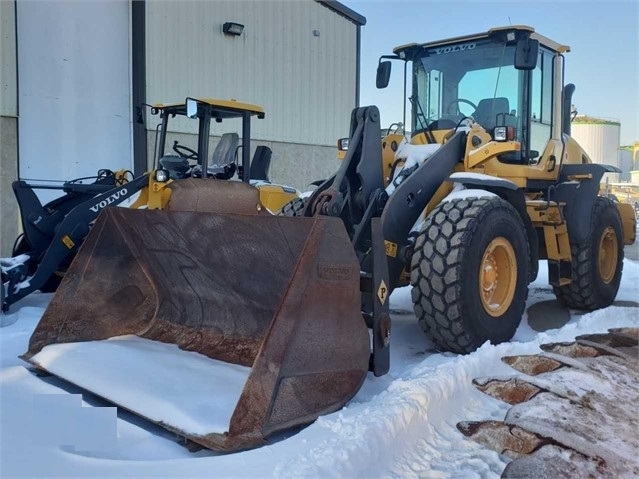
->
{"left": 342, "top": 0, "right": 638, "bottom": 145}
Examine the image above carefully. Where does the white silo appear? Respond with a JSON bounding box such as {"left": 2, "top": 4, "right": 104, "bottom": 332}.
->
{"left": 631, "top": 142, "right": 639, "bottom": 186}
{"left": 618, "top": 148, "right": 632, "bottom": 182}
{"left": 571, "top": 116, "right": 621, "bottom": 182}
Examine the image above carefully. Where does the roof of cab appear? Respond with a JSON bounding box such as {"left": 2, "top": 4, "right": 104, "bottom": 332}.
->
{"left": 393, "top": 25, "right": 570, "bottom": 56}
{"left": 152, "top": 98, "right": 265, "bottom": 119}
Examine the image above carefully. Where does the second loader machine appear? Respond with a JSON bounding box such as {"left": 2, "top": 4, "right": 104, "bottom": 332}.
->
{"left": 1, "top": 97, "right": 297, "bottom": 311}
{"left": 23, "top": 26, "right": 636, "bottom": 452}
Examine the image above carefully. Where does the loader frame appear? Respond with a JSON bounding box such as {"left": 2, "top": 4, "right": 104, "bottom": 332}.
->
{"left": 2, "top": 173, "right": 170, "bottom": 311}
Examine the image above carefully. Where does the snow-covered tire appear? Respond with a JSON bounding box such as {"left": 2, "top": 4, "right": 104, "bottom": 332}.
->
{"left": 277, "top": 197, "right": 307, "bottom": 216}
{"left": 552, "top": 197, "right": 623, "bottom": 310}
{"left": 410, "top": 197, "right": 530, "bottom": 354}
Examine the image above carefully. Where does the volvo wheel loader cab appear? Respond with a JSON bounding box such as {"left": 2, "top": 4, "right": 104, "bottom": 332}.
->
{"left": 372, "top": 25, "right": 636, "bottom": 352}
{"left": 148, "top": 97, "right": 298, "bottom": 213}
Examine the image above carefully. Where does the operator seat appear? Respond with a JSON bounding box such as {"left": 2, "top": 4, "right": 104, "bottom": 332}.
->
{"left": 249, "top": 146, "right": 272, "bottom": 182}
{"left": 192, "top": 132, "right": 239, "bottom": 179}
{"left": 472, "top": 97, "right": 510, "bottom": 130}
{"left": 209, "top": 132, "right": 239, "bottom": 178}
{"left": 210, "top": 133, "right": 239, "bottom": 167}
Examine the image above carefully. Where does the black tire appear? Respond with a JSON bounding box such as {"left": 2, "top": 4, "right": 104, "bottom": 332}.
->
{"left": 278, "top": 197, "right": 307, "bottom": 217}
{"left": 410, "top": 197, "right": 530, "bottom": 354}
{"left": 552, "top": 197, "right": 624, "bottom": 310}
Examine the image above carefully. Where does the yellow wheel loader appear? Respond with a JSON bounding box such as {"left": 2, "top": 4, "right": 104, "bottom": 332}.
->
{"left": 372, "top": 25, "right": 635, "bottom": 353}
{"left": 22, "top": 26, "right": 636, "bottom": 452}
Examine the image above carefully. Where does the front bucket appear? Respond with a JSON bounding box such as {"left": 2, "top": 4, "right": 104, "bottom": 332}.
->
{"left": 23, "top": 207, "right": 369, "bottom": 452}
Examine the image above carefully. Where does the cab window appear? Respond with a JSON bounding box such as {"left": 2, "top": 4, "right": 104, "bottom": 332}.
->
{"left": 529, "top": 49, "right": 554, "bottom": 162}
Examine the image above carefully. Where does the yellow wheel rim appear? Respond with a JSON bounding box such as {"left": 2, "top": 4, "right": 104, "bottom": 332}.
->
{"left": 598, "top": 227, "right": 618, "bottom": 284}
{"left": 479, "top": 237, "right": 517, "bottom": 317}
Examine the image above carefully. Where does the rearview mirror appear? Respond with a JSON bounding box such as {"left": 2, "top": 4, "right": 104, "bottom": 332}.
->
{"left": 376, "top": 61, "right": 391, "bottom": 89}
{"left": 186, "top": 98, "right": 198, "bottom": 118}
{"left": 515, "top": 38, "right": 539, "bottom": 70}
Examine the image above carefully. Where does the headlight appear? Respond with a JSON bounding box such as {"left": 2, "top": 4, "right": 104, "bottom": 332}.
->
{"left": 493, "top": 126, "right": 515, "bottom": 142}
{"left": 494, "top": 127, "right": 507, "bottom": 141}
{"left": 155, "top": 169, "right": 169, "bottom": 182}
{"left": 337, "top": 138, "right": 349, "bottom": 151}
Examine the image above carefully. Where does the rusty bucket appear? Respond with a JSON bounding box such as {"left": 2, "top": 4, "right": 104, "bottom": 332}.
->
{"left": 23, "top": 202, "right": 369, "bottom": 452}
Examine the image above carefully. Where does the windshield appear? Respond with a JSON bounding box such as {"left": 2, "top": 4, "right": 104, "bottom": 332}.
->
{"left": 413, "top": 39, "right": 523, "bottom": 139}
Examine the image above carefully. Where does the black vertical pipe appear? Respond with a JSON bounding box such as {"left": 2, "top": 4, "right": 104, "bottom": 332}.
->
{"left": 242, "top": 113, "right": 251, "bottom": 183}
{"left": 131, "top": 0, "right": 147, "bottom": 176}
{"left": 355, "top": 25, "right": 361, "bottom": 107}
{"left": 200, "top": 107, "right": 211, "bottom": 175}
{"left": 156, "top": 113, "right": 168, "bottom": 167}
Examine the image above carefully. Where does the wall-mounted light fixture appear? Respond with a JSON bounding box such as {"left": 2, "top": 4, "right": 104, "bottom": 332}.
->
{"left": 223, "top": 22, "right": 244, "bottom": 36}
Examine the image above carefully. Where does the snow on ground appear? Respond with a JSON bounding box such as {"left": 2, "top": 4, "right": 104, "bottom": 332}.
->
{"left": 1, "top": 257, "right": 638, "bottom": 478}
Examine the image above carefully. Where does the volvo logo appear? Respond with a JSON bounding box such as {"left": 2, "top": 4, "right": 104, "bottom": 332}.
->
{"left": 89, "top": 188, "right": 128, "bottom": 213}
{"left": 435, "top": 43, "right": 476, "bottom": 55}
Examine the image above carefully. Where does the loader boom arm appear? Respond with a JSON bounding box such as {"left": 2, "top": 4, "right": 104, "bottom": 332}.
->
{"left": 308, "top": 106, "right": 466, "bottom": 293}
{"left": 3, "top": 173, "right": 151, "bottom": 311}
{"left": 381, "top": 131, "right": 466, "bottom": 290}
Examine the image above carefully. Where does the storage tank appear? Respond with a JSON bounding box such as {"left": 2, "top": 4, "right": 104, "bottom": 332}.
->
{"left": 571, "top": 116, "right": 621, "bottom": 182}
{"left": 631, "top": 142, "right": 639, "bottom": 186}
{"left": 618, "top": 148, "right": 632, "bottom": 182}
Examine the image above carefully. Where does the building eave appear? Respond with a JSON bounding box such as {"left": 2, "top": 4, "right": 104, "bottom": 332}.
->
{"left": 316, "top": 1, "right": 366, "bottom": 26}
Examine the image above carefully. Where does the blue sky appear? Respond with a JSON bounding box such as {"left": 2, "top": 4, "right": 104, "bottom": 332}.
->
{"left": 342, "top": 1, "right": 638, "bottom": 145}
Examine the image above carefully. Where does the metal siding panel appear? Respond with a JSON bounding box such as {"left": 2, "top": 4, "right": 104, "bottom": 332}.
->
{"left": 145, "top": 0, "right": 356, "bottom": 146}
{"left": 1, "top": 0, "right": 17, "bottom": 116}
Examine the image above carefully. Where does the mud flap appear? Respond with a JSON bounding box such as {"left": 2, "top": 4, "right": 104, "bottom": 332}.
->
{"left": 23, "top": 207, "right": 370, "bottom": 452}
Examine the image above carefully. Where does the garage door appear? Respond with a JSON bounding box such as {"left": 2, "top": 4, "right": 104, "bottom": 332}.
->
{"left": 17, "top": 0, "right": 131, "bottom": 201}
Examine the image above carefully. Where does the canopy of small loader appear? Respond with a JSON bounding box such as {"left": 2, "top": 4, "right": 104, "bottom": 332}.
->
{"left": 23, "top": 180, "right": 370, "bottom": 452}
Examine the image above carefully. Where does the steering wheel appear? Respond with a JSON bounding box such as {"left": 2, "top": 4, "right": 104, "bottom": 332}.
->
{"left": 172, "top": 141, "right": 198, "bottom": 161}
{"left": 446, "top": 98, "right": 477, "bottom": 116}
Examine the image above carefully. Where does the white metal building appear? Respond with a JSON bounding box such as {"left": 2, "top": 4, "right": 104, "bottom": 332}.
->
{"left": 0, "top": 0, "right": 365, "bottom": 255}
{"left": 571, "top": 116, "right": 621, "bottom": 183}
